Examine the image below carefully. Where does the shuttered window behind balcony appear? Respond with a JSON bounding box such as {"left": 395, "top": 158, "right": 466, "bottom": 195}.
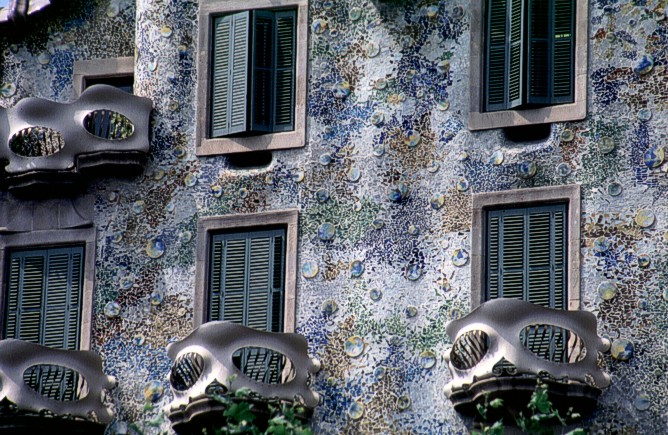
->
{"left": 4, "top": 245, "right": 84, "bottom": 350}
{"left": 208, "top": 228, "right": 286, "bottom": 383}
{"left": 208, "top": 228, "right": 285, "bottom": 330}
{"left": 485, "top": 203, "right": 567, "bottom": 361}
{"left": 485, "top": 203, "right": 566, "bottom": 308}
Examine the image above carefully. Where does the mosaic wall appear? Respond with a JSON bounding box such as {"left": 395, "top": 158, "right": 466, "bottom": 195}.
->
{"left": 1, "top": 0, "right": 668, "bottom": 433}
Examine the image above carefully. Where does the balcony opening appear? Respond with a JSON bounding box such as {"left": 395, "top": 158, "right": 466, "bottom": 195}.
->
{"left": 9, "top": 127, "right": 65, "bottom": 157}
{"left": 503, "top": 123, "right": 551, "bottom": 143}
{"left": 227, "top": 151, "right": 273, "bottom": 170}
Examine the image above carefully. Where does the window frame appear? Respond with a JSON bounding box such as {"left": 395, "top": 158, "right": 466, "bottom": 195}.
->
{"left": 0, "top": 228, "right": 96, "bottom": 350}
{"left": 194, "top": 210, "right": 299, "bottom": 331}
{"left": 73, "top": 56, "right": 134, "bottom": 98}
{"left": 470, "top": 185, "right": 580, "bottom": 310}
{"left": 468, "top": 0, "right": 588, "bottom": 130}
{"left": 196, "top": 0, "right": 308, "bottom": 156}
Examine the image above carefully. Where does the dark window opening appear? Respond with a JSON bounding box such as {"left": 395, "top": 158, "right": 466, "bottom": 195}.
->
{"left": 85, "top": 75, "right": 134, "bottom": 94}
{"left": 503, "top": 123, "right": 551, "bottom": 143}
{"left": 227, "top": 151, "right": 273, "bottom": 169}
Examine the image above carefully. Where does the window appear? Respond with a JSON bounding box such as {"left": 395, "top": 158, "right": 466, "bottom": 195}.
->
{"left": 470, "top": 185, "right": 580, "bottom": 310}
{"left": 73, "top": 57, "right": 134, "bottom": 98}
{"left": 208, "top": 228, "right": 286, "bottom": 332}
{"left": 0, "top": 196, "right": 96, "bottom": 351}
{"left": 197, "top": 0, "right": 307, "bottom": 156}
{"left": 468, "top": 0, "right": 588, "bottom": 130}
{"left": 485, "top": 204, "right": 566, "bottom": 309}
{"left": 211, "top": 10, "right": 296, "bottom": 137}
{"left": 195, "top": 211, "right": 298, "bottom": 383}
{"left": 195, "top": 210, "right": 298, "bottom": 330}
{"left": 4, "top": 245, "right": 84, "bottom": 350}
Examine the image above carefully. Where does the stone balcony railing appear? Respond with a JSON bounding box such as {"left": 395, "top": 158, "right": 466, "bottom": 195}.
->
{"left": 0, "top": 0, "right": 54, "bottom": 23}
{"left": 444, "top": 299, "right": 611, "bottom": 419}
{"left": 166, "top": 322, "right": 321, "bottom": 434}
{"left": 0, "top": 84, "right": 152, "bottom": 196}
{"left": 0, "top": 339, "right": 116, "bottom": 434}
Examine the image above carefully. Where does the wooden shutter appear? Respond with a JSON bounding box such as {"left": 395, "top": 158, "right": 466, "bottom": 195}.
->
{"left": 211, "top": 12, "right": 250, "bottom": 137}
{"left": 528, "top": 0, "right": 574, "bottom": 105}
{"left": 485, "top": 0, "right": 524, "bottom": 111}
{"left": 486, "top": 204, "right": 566, "bottom": 309}
{"left": 272, "top": 10, "right": 296, "bottom": 132}
{"left": 209, "top": 229, "right": 286, "bottom": 383}
{"left": 208, "top": 228, "right": 286, "bottom": 331}
{"left": 4, "top": 246, "right": 84, "bottom": 350}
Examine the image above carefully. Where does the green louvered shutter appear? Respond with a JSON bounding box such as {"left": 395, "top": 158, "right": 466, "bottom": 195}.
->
{"left": 211, "top": 12, "right": 249, "bottom": 137}
{"left": 528, "top": 0, "right": 574, "bottom": 105}
{"left": 251, "top": 11, "right": 274, "bottom": 133}
{"left": 272, "top": 10, "right": 296, "bottom": 132}
{"left": 208, "top": 228, "right": 285, "bottom": 330}
{"left": 486, "top": 204, "right": 566, "bottom": 308}
{"left": 486, "top": 205, "right": 567, "bottom": 361}
{"left": 551, "top": 0, "right": 574, "bottom": 103}
{"left": 4, "top": 246, "right": 84, "bottom": 349}
{"left": 486, "top": 0, "right": 524, "bottom": 111}
{"left": 209, "top": 229, "right": 286, "bottom": 383}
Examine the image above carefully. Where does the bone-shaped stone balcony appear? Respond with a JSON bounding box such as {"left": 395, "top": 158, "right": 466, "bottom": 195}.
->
{"left": 166, "top": 322, "right": 321, "bottom": 434}
{"left": 0, "top": 339, "right": 116, "bottom": 434}
{"left": 444, "top": 299, "right": 611, "bottom": 418}
{"left": 0, "top": 84, "right": 152, "bottom": 195}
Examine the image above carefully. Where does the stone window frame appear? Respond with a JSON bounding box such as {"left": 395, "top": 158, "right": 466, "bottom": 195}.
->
{"left": 0, "top": 227, "right": 97, "bottom": 351}
{"left": 194, "top": 210, "right": 299, "bottom": 332}
{"left": 73, "top": 56, "right": 134, "bottom": 98}
{"left": 195, "top": 0, "right": 308, "bottom": 156}
{"left": 467, "top": 0, "right": 589, "bottom": 131}
{"left": 470, "top": 185, "right": 581, "bottom": 310}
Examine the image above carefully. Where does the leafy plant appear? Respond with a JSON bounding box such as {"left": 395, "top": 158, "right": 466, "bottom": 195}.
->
{"left": 473, "top": 382, "right": 585, "bottom": 435}
{"left": 210, "top": 387, "right": 312, "bottom": 435}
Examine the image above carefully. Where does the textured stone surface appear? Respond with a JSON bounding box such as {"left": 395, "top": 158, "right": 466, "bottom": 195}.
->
{"left": 0, "top": 0, "right": 666, "bottom": 433}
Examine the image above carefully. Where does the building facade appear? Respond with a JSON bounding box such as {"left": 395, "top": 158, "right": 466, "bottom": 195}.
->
{"left": 0, "top": 0, "right": 664, "bottom": 433}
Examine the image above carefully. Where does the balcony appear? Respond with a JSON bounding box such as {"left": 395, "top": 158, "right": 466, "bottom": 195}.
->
{"left": 0, "top": 1, "right": 53, "bottom": 24}
{"left": 0, "top": 339, "right": 116, "bottom": 434}
{"left": 444, "top": 299, "right": 611, "bottom": 420}
{"left": 166, "top": 322, "right": 321, "bottom": 435}
{"left": 0, "top": 84, "right": 152, "bottom": 196}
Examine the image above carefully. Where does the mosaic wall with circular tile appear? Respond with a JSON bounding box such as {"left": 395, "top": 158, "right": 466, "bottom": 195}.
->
{"left": 0, "top": 0, "right": 667, "bottom": 433}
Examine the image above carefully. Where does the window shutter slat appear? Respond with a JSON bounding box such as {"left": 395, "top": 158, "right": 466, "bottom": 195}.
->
{"left": 5, "top": 247, "right": 83, "bottom": 350}
{"left": 247, "top": 237, "right": 272, "bottom": 330}
{"left": 222, "top": 238, "right": 248, "bottom": 324}
{"left": 271, "top": 235, "right": 285, "bottom": 332}
{"left": 486, "top": 0, "right": 509, "bottom": 111}
{"left": 551, "top": 0, "right": 574, "bottom": 102}
{"left": 507, "top": 0, "right": 524, "bottom": 108}
{"left": 209, "top": 239, "right": 224, "bottom": 321}
{"left": 211, "top": 12, "right": 250, "bottom": 137}
{"left": 209, "top": 229, "right": 286, "bottom": 332}
{"left": 486, "top": 204, "right": 566, "bottom": 309}
{"left": 229, "top": 12, "right": 250, "bottom": 134}
{"left": 5, "top": 257, "right": 21, "bottom": 338}
{"left": 487, "top": 216, "right": 500, "bottom": 300}
{"left": 251, "top": 11, "right": 274, "bottom": 133}
{"left": 272, "top": 10, "right": 296, "bottom": 132}
{"left": 211, "top": 15, "right": 233, "bottom": 137}
{"left": 14, "top": 253, "right": 46, "bottom": 344}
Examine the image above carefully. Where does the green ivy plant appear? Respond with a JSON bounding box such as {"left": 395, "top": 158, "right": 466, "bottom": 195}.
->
{"left": 210, "top": 387, "right": 313, "bottom": 435}
{"left": 473, "top": 383, "right": 586, "bottom": 435}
